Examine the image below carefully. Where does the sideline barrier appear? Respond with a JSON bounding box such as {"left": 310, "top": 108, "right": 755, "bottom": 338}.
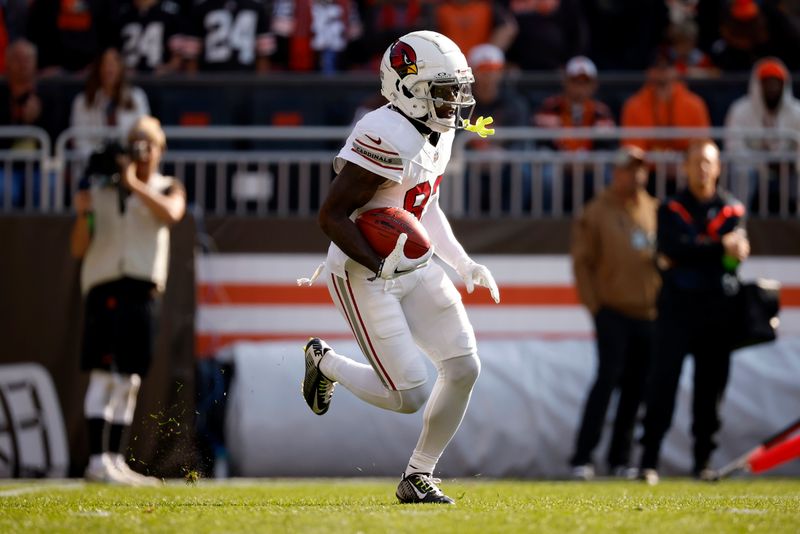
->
{"left": 225, "top": 338, "right": 800, "bottom": 478}
{"left": 2, "top": 126, "right": 796, "bottom": 218}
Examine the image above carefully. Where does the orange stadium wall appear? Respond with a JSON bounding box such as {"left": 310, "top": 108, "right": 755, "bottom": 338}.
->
{"left": 1, "top": 215, "right": 800, "bottom": 476}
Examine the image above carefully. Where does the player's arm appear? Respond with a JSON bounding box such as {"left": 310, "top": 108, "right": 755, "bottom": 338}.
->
{"left": 319, "top": 162, "right": 387, "bottom": 274}
{"left": 422, "top": 200, "right": 500, "bottom": 303}
{"left": 658, "top": 203, "right": 719, "bottom": 266}
{"left": 570, "top": 206, "right": 601, "bottom": 314}
{"left": 420, "top": 199, "right": 467, "bottom": 269}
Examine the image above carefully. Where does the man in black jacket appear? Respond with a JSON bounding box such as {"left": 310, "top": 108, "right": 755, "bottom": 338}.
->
{"left": 638, "top": 139, "right": 750, "bottom": 484}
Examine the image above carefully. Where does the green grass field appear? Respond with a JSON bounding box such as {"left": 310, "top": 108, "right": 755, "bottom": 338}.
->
{"left": 1, "top": 478, "right": 799, "bottom": 533}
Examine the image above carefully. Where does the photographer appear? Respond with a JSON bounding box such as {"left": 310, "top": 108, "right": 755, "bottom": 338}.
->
{"left": 70, "top": 115, "right": 186, "bottom": 485}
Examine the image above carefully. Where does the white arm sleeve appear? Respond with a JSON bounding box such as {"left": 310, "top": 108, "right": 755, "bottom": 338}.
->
{"left": 421, "top": 197, "right": 470, "bottom": 270}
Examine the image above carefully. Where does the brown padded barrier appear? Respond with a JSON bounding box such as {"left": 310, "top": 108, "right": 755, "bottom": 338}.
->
{"left": 0, "top": 215, "right": 797, "bottom": 476}
{"left": 0, "top": 215, "right": 197, "bottom": 477}
{"left": 199, "top": 217, "right": 575, "bottom": 254}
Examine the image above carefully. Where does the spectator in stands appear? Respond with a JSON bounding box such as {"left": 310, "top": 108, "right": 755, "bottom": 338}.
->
{"left": 348, "top": 1, "right": 433, "bottom": 71}
{"left": 582, "top": 0, "right": 668, "bottom": 71}
{"left": 621, "top": 52, "right": 710, "bottom": 153}
{"left": 501, "top": 0, "right": 588, "bottom": 71}
{"left": 434, "top": 1, "right": 517, "bottom": 57}
{"left": 464, "top": 43, "right": 529, "bottom": 213}
{"left": 271, "top": 0, "right": 362, "bottom": 72}
{"left": 665, "top": 19, "right": 718, "bottom": 78}
{"left": 570, "top": 146, "right": 660, "bottom": 481}
{"left": 761, "top": 0, "right": 800, "bottom": 70}
{"left": 26, "top": 0, "right": 120, "bottom": 74}
{"left": 70, "top": 115, "right": 186, "bottom": 485}
{"left": 118, "top": 0, "right": 186, "bottom": 74}
{"left": 533, "top": 56, "right": 615, "bottom": 212}
{"left": 710, "top": 0, "right": 772, "bottom": 72}
{"left": 0, "top": 39, "right": 51, "bottom": 208}
{"left": 0, "top": 39, "right": 45, "bottom": 143}
{"left": 70, "top": 47, "right": 151, "bottom": 157}
{"left": 533, "top": 56, "right": 615, "bottom": 151}
{"left": 724, "top": 57, "right": 800, "bottom": 214}
{"left": 183, "top": 0, "right": 275, "bottom": 73}
{"left": 638, "top": 139, "right": 749, "bottom": 485}
{"left": 0, "top": 6, "right": 9, "bottom": 75}
{"left": 468, "top": 44, "right": 528, "bottom": 145}
{"left": 3, "top": 0, "right": 28, "bottom": 43}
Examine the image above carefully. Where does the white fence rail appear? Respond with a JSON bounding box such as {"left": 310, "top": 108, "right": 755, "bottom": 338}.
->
{"left": 0, "top": 127, "right": 52, "bottom": 212}
{"left": 1, "top": 126, "right": 798, "bottom": 218}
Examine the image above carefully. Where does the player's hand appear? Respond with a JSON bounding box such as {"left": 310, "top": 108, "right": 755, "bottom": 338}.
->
{"left": 462, "top": 116, "right": 495, "bottom": 138}
{"left": 456, "top": 258, "right": 500, "bottom": 303}
{"left": 374, "top": 233, "right": 433, "bottom": 280}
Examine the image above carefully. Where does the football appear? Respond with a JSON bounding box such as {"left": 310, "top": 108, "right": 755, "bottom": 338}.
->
{"left": 355, "top": 207, "right": 431, "bottom": 259}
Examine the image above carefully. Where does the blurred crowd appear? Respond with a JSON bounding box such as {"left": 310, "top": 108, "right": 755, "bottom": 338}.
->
{"left": 1, "top": 1, "right": 798, "bottom": 215}
{"left": 0, "top": 0, "right": 798, "bottom": 77}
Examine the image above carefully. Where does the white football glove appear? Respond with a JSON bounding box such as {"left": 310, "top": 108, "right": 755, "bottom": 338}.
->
{"left": 456, "top": 258, "right": 500, "bottom": 304}
{"left": 370, "top": 233, "right": 434, "bottom": 281}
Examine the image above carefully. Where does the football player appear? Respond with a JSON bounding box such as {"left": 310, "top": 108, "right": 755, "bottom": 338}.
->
{"left": 302, "top": 30, "right": 499, "bottom": 504}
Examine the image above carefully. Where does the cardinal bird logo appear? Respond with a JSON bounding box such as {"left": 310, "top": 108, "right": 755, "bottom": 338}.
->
{"left": 389, "top": 41, "right": 418, "bottom": 79}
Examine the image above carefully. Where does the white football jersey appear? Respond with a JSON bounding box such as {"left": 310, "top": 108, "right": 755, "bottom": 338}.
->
{"left": 326, "top": 105, "right": 454, "bottom": 278}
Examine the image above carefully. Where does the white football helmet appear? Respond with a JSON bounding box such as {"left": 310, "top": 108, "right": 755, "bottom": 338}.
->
{"left": 380, "top": 30, "right": 475, "bottom": 133}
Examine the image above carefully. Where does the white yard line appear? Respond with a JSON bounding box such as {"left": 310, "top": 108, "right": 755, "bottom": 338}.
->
{"left": 0, "top": 481, "right": 83, "bottom": 497}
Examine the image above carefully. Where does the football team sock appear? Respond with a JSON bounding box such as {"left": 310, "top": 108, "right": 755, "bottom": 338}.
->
{"left": 87, "top": 417, "right": 107, "bottom": 456}
{"left": 406, "top": 355, "right": 480, "bottom": 477}
{"left": 108, "top": 423, "right": 130, "bottom": 456}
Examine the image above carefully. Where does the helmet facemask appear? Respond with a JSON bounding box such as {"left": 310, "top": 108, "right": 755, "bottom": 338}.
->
{"left": 420, "top": 77, "right": 476, "bottom": 133}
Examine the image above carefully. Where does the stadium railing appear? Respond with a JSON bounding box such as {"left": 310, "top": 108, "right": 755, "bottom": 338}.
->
{"left": 0, "top": 126, "right": 52, "bottom": 212}
{"left": 447, "top": 126, "right": 800, "bottom": 219}
{"left": 1, "top": 126, "right": 798, "bottom": 219}
{"left": 52, "top": 125, "right": 350, "bottom": 217}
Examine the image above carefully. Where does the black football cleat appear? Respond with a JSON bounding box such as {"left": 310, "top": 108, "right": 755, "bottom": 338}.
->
{"left": 302, "top": 337, "right": 336, "bottom": 415}
{"left": 396, "top": 473, "right": 455, "bottom": 504}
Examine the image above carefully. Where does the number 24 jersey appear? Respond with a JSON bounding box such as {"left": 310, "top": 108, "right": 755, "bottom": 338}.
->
{"left": 184, "top": 0, "right": 274, "bottom": 71}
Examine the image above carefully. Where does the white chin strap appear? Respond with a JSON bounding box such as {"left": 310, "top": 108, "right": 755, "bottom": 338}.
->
{"left": 428, "top": 117, "right": 454, "bottom": 133}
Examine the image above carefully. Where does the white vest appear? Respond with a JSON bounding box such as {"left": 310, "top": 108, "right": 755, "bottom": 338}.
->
{"left": 81, "top": 173, "right": 174, "bottom": 294}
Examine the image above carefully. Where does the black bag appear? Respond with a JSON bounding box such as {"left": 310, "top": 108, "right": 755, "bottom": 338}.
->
{"left": 731, "top": 279, "right": 781, "bottom": 350}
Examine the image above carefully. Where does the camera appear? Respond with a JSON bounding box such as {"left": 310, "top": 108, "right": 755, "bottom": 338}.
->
{"left": 85, "top": 141, "right": 126, "bottom": 188}
{"left": 129, "top": 139, "right": 149, "bottom": 162}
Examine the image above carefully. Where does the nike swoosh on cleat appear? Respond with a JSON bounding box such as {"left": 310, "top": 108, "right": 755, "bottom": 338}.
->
{"left": 364, "top": 134, "right": 382, "bottom": 145}
{"left": 411, "top": 485, "right": 428, "bottom": 499}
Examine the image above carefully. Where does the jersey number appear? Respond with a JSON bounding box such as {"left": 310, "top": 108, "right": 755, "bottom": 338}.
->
{"left": 403, "top": 176, "right": 442, "bottom": 220}
{"left": 205, "top": 10, "right": 257, "bottom": 64}
{"left": 310, "top": 3, "right": 346, "bottom": 51}
{"left": 121, "top": 22, "right": 164, "bottom": 69}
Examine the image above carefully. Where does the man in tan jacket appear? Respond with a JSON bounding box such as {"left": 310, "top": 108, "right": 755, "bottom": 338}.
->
{"left": 569, "top": 146, "right": 661, "bottom": 480}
